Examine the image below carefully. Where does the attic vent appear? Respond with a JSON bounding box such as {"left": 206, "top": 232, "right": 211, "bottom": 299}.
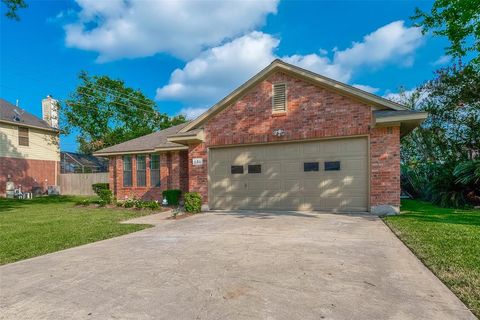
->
{"left": 272, "top": 83, "right": 287, "bottom": 113}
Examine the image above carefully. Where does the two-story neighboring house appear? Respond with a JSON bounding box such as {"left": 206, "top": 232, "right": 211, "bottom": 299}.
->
{"left": 0, "top": 96, "right": 60, "bottom": 196}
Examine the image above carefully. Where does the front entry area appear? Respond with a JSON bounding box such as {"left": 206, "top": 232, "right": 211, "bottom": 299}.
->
{"left": 209, "top": 137, "right": 369, "bottom": 211}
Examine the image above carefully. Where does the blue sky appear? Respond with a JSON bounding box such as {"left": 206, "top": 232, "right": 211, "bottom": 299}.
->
{"left": 0, "top": 0, "right": 450, "bottom": 152}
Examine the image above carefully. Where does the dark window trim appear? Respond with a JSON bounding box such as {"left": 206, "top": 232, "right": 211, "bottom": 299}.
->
{"left": 248, "top": 164, "right": 262, "bottom": 174}
{"left": 304, "top": 162, "right": 319, "bottom": 172}
{"left": 231, "top": 165, "right": 244, "bottom": 174}
{"left": 324, "top": 161, "right": 341, "bottom": 171}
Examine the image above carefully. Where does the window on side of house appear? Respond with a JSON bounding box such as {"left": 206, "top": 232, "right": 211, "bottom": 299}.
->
{"left": 18, "top": 127, "right": 29, "bottom": 146}
{"left": 136, "top": 155, "right": 146, "bottom": 187}
{"left": 123, "top": 155, "right": 132, "bottom": 187}
{"left": 272, "top": 83, "right": 287, "bottom": 113}
{"left": 150, "top": 154, "right": 161, "bottom": 187}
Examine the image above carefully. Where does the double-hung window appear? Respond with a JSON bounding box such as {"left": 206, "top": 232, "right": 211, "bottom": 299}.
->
{"left": 136, "top": 155, "right": 146, "bottom": 187}
{"left": 150, "top": 154, "right": 160, "bottom": 187}
{"left": 18, "top": 127, "right": 29, "bottom": 146}
{"left": 123, "top": 155, "right": 132, "bottom": 187}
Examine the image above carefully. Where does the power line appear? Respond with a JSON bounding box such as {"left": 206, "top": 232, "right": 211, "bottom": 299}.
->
{"left": 3, "top": 55, "right": 165, "bottom": 109}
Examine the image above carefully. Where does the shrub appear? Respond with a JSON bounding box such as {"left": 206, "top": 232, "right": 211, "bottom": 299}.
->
{"left": 98, "top": 189, "right": 113, "bottom": 204}
{"left": 162, "top": 189, "right": 182, "bottom": 206}
{"left": 76, "top": 199, "right": 90, "bottom": 206}
{"left": 145, "top": 201, "right": 160, "bottom": 210}
{"left": 184, "top": 192, "right": 202, "bottom": 213}
{"left": 97, "top": 199, "right": 107, "bottom": 207}
{"left": 92, "top": 183, "right": 109, "bottom": 195}
{"left": 123, "top": 199, "right": 135, "bottom": 208}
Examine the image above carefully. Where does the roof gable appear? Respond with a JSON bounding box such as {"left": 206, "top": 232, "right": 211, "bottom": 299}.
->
{"left": 179, "top": 59, "right": 407, "bottom": 133}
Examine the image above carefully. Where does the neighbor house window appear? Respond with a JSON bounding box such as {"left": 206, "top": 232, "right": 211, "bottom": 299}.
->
{"left": 304, "top": 162, "right": 319, "bottom": 172}
{"left": 136, "top": 155, "right": 146, "bottom": 187}
{"left": 248, "top": 164, "right": 261, "bottom": 174}
{"left": 123, "top": 155, "right": 132, "bottom": 187}
{"left": 18, "top": 127, "right": 29, "bottom": 146}
{"left": 272, "top": 83, "right": 287, "bottom": 113}
{"left": 324, "top": 161, "right": 341, "bottom": 171}
{"left": 150, "top": 154, "right": 160, "bottom": 187}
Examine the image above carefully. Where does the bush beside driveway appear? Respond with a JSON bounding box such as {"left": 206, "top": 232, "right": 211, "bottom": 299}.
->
{"left": 383, "top": 200, "right": 480, "bottom": 317}
{"left": 0, "top": 196, "right": 154, "bottom": 265}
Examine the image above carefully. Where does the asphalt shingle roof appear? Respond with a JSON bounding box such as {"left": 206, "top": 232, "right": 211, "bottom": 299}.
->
{"left": 0, "top": 98, "right": 56, "bottom": 131}
{"left": 94, "top": 122, "right": 190, "bottom": 155}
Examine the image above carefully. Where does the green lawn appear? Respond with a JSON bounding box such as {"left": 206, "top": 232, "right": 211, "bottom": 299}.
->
{"left": 0, "top": 196, "right": 154, "bottom": 265}
{"left": 383, "top": 200, "right": 480, "bottom": 317}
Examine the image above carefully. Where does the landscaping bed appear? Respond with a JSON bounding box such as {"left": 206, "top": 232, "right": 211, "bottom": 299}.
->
{"left": 383, "top": 200, "right": 480, "bottom": 317}
{"left": 0, "top": 196, "right": 157, "bottom": 265}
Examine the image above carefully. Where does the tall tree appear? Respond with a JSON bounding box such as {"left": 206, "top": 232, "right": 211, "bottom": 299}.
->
{"left": 63, "top": 71, "right": 186, "bottom": 154}
{"left": 2, "top": 0, "right": 27, "bottom": 20}
{"left": 413, "top": 0, "right": 480, "bottom": 65}
{"left": 399, "top": 0, "right": 480, "bottom": 206}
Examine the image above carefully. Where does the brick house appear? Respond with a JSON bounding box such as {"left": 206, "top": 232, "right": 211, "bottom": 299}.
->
{"left": 0, "top": 97, "right": 60, "bottom": 196}
{"left": 94, "top": 60, "right": 427, "bottom": 214}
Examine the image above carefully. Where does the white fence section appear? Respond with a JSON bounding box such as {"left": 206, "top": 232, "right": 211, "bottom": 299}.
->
{"left": 59, "top": 173, "right": 109, "bottom": 196}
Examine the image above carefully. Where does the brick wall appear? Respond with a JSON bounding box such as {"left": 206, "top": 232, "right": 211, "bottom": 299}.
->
{"left": 187, "top": 143, "right": 208, "bottom": 203}
{"left": 0, "top": 157, "right": 58, "bottom": 195}
{"left": 370, "top": 126, "right": 401, "bottom": 212}
{"left": 205, "top": 71, "right": 371, "bottom": 147}
{"left": 110, "top": 151, "right": 188, "bottom": 201}
{"left": 192, "top": 71, "right": 401, "bottom": 212}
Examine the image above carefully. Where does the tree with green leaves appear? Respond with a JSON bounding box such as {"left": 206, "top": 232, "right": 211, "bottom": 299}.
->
{"left": 63, "top": 71, "right": 186, "bottom": 154}
{"left": 413, "top": 0, "right": 479, "bottom": 65}
{"left": 2, "top": 0, "right": 27, "bottom": 20}
{"left": 399, "top": 0, "right": 480, "bottom": 207}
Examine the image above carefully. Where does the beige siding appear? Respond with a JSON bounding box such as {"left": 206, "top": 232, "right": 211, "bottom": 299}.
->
{"left": 0, "top": 122, "right": 59, "bottom": 161}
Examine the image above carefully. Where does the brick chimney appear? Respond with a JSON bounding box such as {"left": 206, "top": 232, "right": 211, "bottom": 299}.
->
{"left": 42, "top": 95, "right": 59, "bottom": 129}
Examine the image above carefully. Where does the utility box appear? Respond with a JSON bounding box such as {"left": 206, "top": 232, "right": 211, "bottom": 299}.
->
{"left": 5, "top": 181, "right": 14, "bottom": 198}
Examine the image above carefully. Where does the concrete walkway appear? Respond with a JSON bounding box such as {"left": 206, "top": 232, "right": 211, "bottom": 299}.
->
{"left": 0, "top": 211, "right": 475, "bottom": 320}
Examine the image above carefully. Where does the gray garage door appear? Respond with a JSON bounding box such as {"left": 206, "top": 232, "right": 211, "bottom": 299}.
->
{"left": 209, "top": 137, "right": 368, "bottom": 212}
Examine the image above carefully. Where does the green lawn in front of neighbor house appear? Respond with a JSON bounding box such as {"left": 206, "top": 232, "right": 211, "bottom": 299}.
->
{"left": 383, "top": 200, "right": 480, "bottom": 318}
{"left": 0, "top": 196, "right": 155, "bottom": 265}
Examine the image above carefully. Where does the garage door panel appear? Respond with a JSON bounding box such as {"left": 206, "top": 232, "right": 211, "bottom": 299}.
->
{"left": 209, "top": 137, "right": 368, "bottom": 212}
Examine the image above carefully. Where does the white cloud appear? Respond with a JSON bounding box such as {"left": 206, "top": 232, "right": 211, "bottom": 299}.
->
{"left": 431, "top": 55, "right": 451, "bottom": 66}
{"left": 383, "top": 87, "right": 428, "bottom": 106}
{"left": 352, "top": 84, "right": 380, "bottom": 94}
{"left": 156, "top": 32, "right": 278, "bottom": 104}
{"left": 334, "top": 20, "right": 423, "bottom": 69}
{"left": 157, "top": 21, "right": 424, "bottom": 108}
{"left": 179, "top": 107, "right": 210, "bottom": 120}
{"left": 383, "top": 88, "right": 417, "bottom": 102}
{"left": 64, "top": 0, "right": 278, "bottom": 62}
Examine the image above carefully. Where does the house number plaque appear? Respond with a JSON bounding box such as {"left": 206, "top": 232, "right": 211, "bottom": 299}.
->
{"left": 192, "top": 158, "right": 203, "bottom": 166}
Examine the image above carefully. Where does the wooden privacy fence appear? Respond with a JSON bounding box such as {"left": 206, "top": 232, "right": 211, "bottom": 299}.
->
{"left": 59, "top": 173, "right": 109, "bottom": 196}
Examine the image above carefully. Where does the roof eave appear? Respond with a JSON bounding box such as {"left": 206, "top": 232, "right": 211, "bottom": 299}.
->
{"left": 374, "top": 112, "right": 428, "bottom": 137}
{"left": 0, "top": 119, "right": 59, "bottom": 133}
{"left": 166, "top": 130, "right": 205, "bottom": 145}
{"left": 93, "top": 145, "right": 188, "bottom": 157}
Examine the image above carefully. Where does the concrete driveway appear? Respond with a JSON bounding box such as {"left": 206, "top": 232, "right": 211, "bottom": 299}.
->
{"left": 0, "top": 211, "right": 475, "bottom": 320}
